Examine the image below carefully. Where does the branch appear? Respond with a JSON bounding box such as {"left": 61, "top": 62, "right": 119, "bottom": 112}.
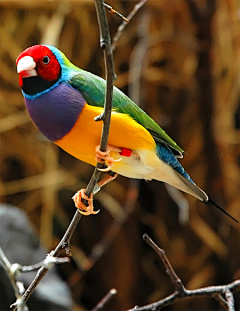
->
{"left": 0, "top": 245, "right": 69, "bottom": 311}
{"left": 128, "top": 234, "right": 240, "bottom": 311}
{"left": 11, "top": 210, "right": 83, "bottom": 311}
{"left": 225, "top": 289, "right": 235, "bottom": 311}
{"left": 0, "top": 247, "right": 28, "bottom": 311}
{"left": 10, "top": 251, "right": 70, "bottom": 311}
{"left": 12, "top": 0, "right": 115, "bottom": 308}
{"left": 91, "top": 288, "right": 117, "bottom": 311}
{"left": 84, "top": 0, "right": 115, "bottom": 200}
{"left": 103, "top": 2, "right": 128, "bottom": 22}
{"left": 83, "top": 1, "right": 149, "bottom": 270}
{"left": 143, "top": 234, "right": 186, "bottom": 294}
{"left": 112, "top": 0, "right": 149, "bottom": 51}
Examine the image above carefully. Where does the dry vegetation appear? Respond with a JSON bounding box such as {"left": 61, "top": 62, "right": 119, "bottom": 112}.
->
{"left": 0, "top": 0, "right": 240, "bottom": 310}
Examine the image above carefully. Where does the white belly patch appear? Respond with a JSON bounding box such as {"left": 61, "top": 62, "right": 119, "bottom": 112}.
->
{"left": 111, "top": 149, "right": 161, "bottom": 180}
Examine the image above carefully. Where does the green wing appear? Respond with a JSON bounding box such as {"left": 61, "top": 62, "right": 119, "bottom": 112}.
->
{"left": 69, "top": 70, "right": 184, "bottom": 156}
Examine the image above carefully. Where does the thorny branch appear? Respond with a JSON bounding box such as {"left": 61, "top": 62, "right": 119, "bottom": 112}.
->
{"left": 128, "top": 234, "right": 240, "bottom": 311}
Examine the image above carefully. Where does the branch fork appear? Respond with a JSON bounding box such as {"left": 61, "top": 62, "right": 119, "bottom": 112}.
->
{"left": 130, "top": 234, "right": 240, "bottom": 311}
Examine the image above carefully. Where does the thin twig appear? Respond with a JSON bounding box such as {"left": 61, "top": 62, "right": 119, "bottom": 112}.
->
{"left": 128, "top": 234, "right": 240, "bottom": 311}
{"left": 0, "top": 249, "right": 68, "bottom": 311}
{"left": 12, "top": 211, "right": 82, "bottom": 311}
{"left": 225, "top": 289, "right": 235, "bottom": 311}
{"left": 143, "top": 234, "right": 186, "bottom": 294}
{"left": 0, "top": 247, "right": 28, "bottom": 311}
{"left": 91, "top": 288, "right": 117, "bottom": 311}
{"left": 213, "top": 293, "right": 229, "bottom": 310}
{"left": 12, "top": 251, "right": 70, "bottom": 310}
{"left": 93, "top": 0, "right": 129, "bottom": 22}
{"left": 19, "top": 258, "right": 69, "bottom": 273}
{"left": 103, "top": 2, "right": 128, "bottom": 22}
{"left": 112, "top": 0, "right": 149, "bottom": 51}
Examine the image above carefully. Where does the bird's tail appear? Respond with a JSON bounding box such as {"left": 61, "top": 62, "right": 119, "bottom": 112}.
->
{"left": 204, "top": 199, "right": 238, "bottom": 223}
{"left": 175, "top": 171, "right": 238, "bottom": 223}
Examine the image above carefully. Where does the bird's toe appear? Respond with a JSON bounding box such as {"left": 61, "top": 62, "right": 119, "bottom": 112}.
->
{"left": 72, "top": 189, "right": 99, "bottom": 216}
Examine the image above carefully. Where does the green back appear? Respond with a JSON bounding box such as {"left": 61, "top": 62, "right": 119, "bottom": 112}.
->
{"left": 69, "top": 69, "right": 184, "bottom": 156}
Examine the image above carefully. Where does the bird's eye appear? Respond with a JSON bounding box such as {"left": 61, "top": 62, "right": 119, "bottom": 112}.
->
{"left": 42, "top": 55, "right": 50, "bottom": 65}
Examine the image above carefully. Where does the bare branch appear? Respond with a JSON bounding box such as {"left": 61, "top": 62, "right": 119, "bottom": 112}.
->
{"left": 12, "top": 251, "right": 70, "bottom": 311}
{"left": 213, "top": 293, "right": 229, "bottom": 310}
{"left": 84, "top": 5, "right": 149, "bottom": 270}
{"left": 91, "top": 288, "right": 117, "bottom": 311}
{"left": 112, "top": 0, "right": 149, "bottom": 51}
{"left": 129, "top": 234, "right": 240, "bottom": 311}
{"left": 82, "top": 0, "right": 116, "bottom": 203}
{"left": 225, "top": 289, "right": 235, "bottom": 311}
{"left": 143, "top": 234, "right": 186, "bottom": 294}
{"left": 103, "top": 2, "right": 129, "bottom": 22}
{"left": 12, "top": 0, "right": 115, "bottom": 308}
{"left": 80, "top": 3, "right": 150, "bottom": 271}
{"left": 0, "top": 247, "right": 28, "bottom": 311}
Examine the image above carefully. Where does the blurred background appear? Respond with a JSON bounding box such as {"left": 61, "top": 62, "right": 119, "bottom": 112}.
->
{"left": 0, "top": 0, "right": 240, "bottom": 310}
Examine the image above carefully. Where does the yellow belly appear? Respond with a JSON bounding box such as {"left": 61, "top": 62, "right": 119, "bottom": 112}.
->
{"left": 55, "top": 104, "right": 156, "bottom": 168}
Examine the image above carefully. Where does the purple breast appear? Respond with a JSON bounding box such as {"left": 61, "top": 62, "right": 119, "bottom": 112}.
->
{"left": 25, "top": 83, "right": 86, "bottom": 141}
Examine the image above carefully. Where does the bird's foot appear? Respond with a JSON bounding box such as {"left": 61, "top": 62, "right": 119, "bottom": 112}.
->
{"left": 93, "top": 171, "right": 118, "bottom": 194}
{"left": 72, "top": 189, "right": 100, "bottom": 216}
{"left": 96, "top": 145, "right": 122, "bottom": 172}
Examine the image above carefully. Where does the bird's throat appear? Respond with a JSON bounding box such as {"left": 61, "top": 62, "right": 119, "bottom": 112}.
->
{"left": 22, "top": 76, "right": 59, "bottom": 96}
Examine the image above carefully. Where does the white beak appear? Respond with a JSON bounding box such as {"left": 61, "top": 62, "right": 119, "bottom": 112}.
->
{"left": 17, "top": 56, "right": 37, "bottom": 77}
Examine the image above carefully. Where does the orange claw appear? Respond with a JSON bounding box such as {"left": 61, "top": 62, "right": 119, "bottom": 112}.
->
{"left": 72, "top": 189, "right": 100, "bottom": 216}
{"left": 95, "top": 145, "right": 122, "bottom": 172}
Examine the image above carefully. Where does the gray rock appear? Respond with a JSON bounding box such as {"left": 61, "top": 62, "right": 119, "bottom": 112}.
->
{"left": 0, "top": 204, "right": 73, "bottom": 311}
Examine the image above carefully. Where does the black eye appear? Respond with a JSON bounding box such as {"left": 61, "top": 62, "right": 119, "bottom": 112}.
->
{"left": 42, "top": 55, "right": 50, "bottom": 65}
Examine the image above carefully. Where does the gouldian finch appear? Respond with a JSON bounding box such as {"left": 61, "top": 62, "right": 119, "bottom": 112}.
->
{"left": 16, "top": 45, "right": 237, "bottom": 222}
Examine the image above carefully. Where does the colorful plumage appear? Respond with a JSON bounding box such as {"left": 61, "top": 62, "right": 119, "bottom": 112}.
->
{"left": 16, "top": 45, "right": 237, "bottom": 221}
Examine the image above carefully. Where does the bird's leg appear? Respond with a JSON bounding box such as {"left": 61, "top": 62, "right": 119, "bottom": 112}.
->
{"left": 72, "top": 171, "right": 118, "bottom": 216}
{"left": 95, "top": 145, "right": 122, "bottom": 172}
{"left": 93, "top": 171, "right": 118, "bottom": 194}
{"left": 74, "top": 141, "right": 132, "bottom": 216}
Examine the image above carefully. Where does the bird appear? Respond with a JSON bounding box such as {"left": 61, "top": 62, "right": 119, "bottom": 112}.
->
{"left": 16, "top": 44, "right": 237, "bottom": 222}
